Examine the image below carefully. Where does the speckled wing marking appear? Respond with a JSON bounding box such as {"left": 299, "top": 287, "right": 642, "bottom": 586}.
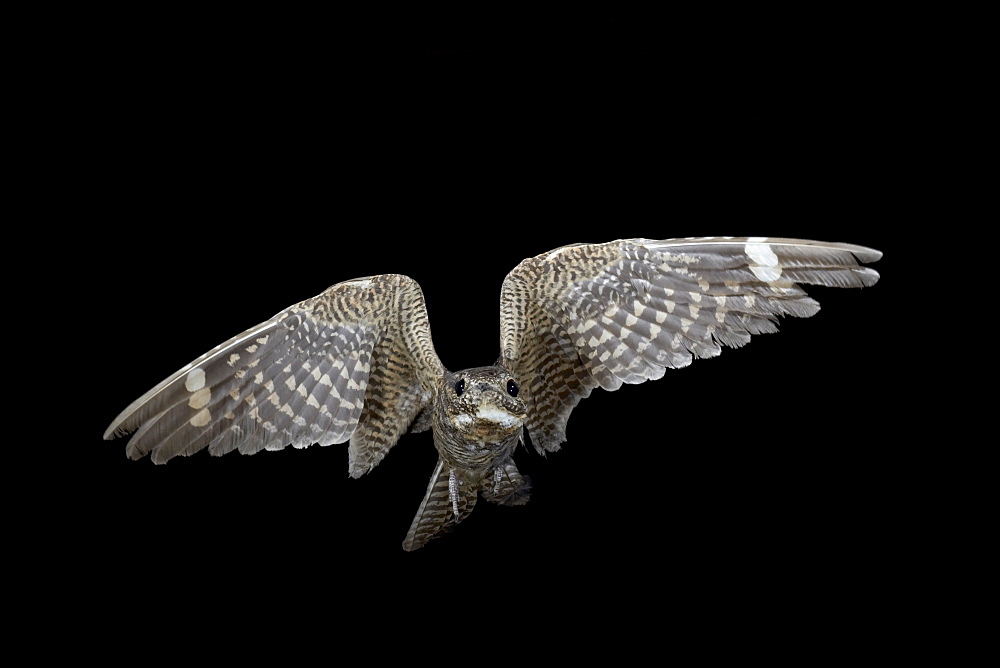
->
{"left": 499, "top": 237, "right": 882, "bottom": 454}
{"left": 104, "top": 274, "right": 444, "bottom": 474}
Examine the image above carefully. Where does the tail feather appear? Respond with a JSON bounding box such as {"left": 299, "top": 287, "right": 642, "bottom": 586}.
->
{"left": 402, "top": 459, "right": 478, "bottom": 551}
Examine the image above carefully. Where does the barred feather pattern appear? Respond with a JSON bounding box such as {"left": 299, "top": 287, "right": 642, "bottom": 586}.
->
{"left": 499, "top": 237, "right": 881, "bottom": 454}
{"left": 403, "top": 459, "right": 479, "bottom": 552}
{"left": 402, "top": 457, "right": 530, "bottom": 551}
{"left": 104, "top": 274, "right": 443, "bottom": 471}
{"left": 106, "top": 237, "right": 880, "bottom": 551}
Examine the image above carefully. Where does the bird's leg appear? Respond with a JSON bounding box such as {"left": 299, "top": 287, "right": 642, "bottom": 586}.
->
{"left": 449, "top": 468, "right": 460, "bottom": 517}
{"left": 493, "top": 466, "right": 503, "bottom": 496}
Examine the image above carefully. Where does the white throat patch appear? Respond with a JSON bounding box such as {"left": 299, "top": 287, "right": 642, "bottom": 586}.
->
{"left": 453, "top": 404, "right": 522, "bottom": 431}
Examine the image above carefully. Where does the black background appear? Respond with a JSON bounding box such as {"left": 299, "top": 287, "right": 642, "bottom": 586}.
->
{"left": 69, "top": 29, "right": 906, "bottom": 640}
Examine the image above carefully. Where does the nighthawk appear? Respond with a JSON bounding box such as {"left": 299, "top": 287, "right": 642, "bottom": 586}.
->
{"left": 105, "top": 237, "right": 881, "bottom": 550}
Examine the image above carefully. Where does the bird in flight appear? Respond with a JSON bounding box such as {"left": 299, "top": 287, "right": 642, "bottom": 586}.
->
{"left": 105, "top": 237, "right": 881, "bottom": 550}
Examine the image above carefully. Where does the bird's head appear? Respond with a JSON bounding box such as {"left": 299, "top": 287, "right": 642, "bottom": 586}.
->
{"left": 443, "top": 366, "right": 527, "bottom": 441}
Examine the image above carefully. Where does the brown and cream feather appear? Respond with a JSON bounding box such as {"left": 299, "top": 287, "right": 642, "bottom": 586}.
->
{"left": 105, "top": 237, "right": 881, "bottom": 550}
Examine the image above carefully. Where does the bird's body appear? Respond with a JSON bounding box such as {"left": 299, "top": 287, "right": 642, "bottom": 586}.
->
{"left": 406, "top": 366, "right": 530, "bottom": 551}
{"left": 105, "top": 237, "right": 882, "bottom": 550}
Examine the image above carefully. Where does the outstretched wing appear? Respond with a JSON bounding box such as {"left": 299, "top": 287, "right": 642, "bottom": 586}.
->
{"left": 499, "top": 237, "right": 881, "bottom": 454}
{"left": 105, "top": 273, "right": 445, "bottom": 476}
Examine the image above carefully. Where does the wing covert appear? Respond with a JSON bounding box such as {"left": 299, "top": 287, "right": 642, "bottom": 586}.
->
{"left": 499, "top": 237, "right": 881, "bottom": 454}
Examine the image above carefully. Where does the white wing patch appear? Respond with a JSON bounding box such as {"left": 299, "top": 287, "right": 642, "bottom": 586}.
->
{"left": 184, "top": 368, "right": 206, "bottom": 392}
{"left": 745, "top": 237, "right": 784, "bottom": 282}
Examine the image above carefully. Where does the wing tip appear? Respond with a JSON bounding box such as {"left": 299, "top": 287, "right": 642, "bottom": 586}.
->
{"left": 103, "top": 418, "right": 135, "bottom": 441}
{"left": 844, "top": 243, "right": 882, "bottom": 263}
{"left": 857, "top": 266, "right": 881, "bottom": 286}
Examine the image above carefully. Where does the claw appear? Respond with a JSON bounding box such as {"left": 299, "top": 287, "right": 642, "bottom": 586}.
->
{"left": 493, "top": 466, "right": 503, "bottom": 495}
{"left": 449, "top": 468, "right": 460, "bottom": 516}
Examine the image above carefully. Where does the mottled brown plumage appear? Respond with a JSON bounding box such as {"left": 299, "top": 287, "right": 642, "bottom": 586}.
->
{"left": 105, "top": 237, "right": 881, "bottom": 550}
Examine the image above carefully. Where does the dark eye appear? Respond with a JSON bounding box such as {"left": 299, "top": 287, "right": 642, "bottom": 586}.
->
{"left": 454, "top": 379, "right": 465, "bottom": 396}
{"left": 506, "top": 380, "right": 519, "bottom": 397}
